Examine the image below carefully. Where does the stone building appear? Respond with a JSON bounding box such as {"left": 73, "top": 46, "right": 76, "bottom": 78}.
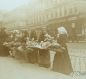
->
{"left": 30, "top": 0, "right": 86, "bottom": 40}
{"left": 3, "top": 0, "right": 86, "bottom": 40}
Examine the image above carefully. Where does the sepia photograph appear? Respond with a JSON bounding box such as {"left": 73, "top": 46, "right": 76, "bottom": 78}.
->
{"left": 0, "top": 0, "right": 86, "bottom": 79}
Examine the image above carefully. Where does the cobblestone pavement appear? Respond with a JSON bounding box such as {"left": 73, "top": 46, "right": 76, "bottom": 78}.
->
{"left": 67, "top": 43, "right": 86, "bottom": 79}
{"left": 67, "top": 43, "right": 86, "bottom": 73}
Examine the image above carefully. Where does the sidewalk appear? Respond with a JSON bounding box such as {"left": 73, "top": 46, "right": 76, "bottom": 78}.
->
{"left": 0, "top": 43, "right": 86, "bottom": 79}
{"left": 0, "top": 57, "right": 72, "bottom": 79}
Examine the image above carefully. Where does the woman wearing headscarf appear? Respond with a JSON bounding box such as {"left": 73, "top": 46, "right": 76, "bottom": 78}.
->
{"left": 52, "top": 26, "right": 73, "bottom": 75}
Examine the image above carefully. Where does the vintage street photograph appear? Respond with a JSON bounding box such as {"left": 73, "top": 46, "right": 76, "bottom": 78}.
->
{"left": 0, "top": 0, "right": 86, "bottom": 79}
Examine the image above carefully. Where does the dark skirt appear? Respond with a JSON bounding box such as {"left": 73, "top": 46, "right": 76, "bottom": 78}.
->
{"left": 0, "top": 45, "right": 10, "bottom": 56}
{"left": 52, "top": 48, "right": 73, "bottom": 75}
{"left": 38, "top": 49, "right": 50, "bottom": 68}
{"left": 27, "top": 48, "right": 38, "bottom": 64}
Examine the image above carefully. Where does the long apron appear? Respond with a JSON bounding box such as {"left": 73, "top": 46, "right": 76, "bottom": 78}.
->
{"left": 38, "top": 49, "right": 50, "bottom": 68}
{"left": 52, "top": 46, "right": 73, "bottom": 75}
{"left": 27, "top": 48, "right": 38, "bottom": 64}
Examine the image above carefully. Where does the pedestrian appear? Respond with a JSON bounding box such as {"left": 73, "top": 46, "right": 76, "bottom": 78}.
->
{"left": 52, "top": 26, "right": 73, "bottom": 75}
{"left": 29, "top": 29, "right": 37, "bottom": 41}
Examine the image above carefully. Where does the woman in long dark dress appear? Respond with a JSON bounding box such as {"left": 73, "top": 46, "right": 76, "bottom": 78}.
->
{"left": 28, "top": 29, "right": 38, "bottom": 64}
{"left": 52, "top": 27, "right": 73, "bottom": 75}
{"left": 38, "top": 28, "right": 50, "bottom": 68}
{"left": 0, "top": 27, "right": 10, "bottom": 56}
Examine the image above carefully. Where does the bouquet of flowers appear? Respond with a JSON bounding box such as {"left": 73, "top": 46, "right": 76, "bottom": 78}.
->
{"left": 26, "top": 40, "right": 38, "bottom": 48}
{"left": 37, "top": 41, "right": 51, "bottom": 49}
{"left": 26, "top": 40, "right": 51, "bottom": 50}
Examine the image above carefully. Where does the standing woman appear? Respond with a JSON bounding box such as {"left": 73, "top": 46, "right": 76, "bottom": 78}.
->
{"left": 52, "top": 26, "right": 73, "bottom": 75}
{"left": 38, "top": 27, "right": 50, "bottom": 68}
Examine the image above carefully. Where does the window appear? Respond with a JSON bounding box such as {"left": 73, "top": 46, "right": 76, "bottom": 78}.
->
{"left": 57, "top": 8, "right": 60, "bottom": 18}
{"left": 69, "top": 8, "right": 73, "bottom": 15}
{"left": 59, "top": 7, "right": 62, "bottom": 17}
{"left": 64, "top": 7, "right": 67, "bottom": 16}
{"left": 74, "top": 7, "right": 78, "bottom": 14}
{"left": 62, "top": 7, "right": 64, "bottom": 17}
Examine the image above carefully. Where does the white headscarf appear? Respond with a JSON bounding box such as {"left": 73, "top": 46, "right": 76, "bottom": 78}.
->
{"left": 57, "top": 26, "right": 68, "bottom": 35}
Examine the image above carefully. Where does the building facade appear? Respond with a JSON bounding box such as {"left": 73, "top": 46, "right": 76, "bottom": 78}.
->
{"left": 6, "top": 0, "right": 85, "bottom": 40}
{"left": 29, "top": 0, "right": 86, "bottom": 40}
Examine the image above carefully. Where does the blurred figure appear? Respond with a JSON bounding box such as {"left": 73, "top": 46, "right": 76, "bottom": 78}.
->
{"left": 20, "top": 30, "right": 29, "bottom": 43}
{"left": 0, "top": 27, "right": 10, "bottom": 56}
{"left": 70, "top": 25, "right": 78, "bottom": 42}
{"left": 29, "top": 29, "right": 37, "bottom": 41}
{"left": 38, "top": 27, "right": 50, "bottom": 68}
